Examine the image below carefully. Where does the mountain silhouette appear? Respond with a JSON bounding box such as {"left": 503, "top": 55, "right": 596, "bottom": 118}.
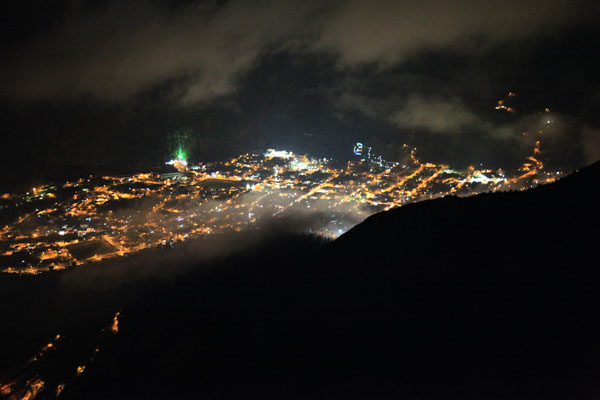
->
{"left": 3, "top": 162, "right": 598, "bottom": 400}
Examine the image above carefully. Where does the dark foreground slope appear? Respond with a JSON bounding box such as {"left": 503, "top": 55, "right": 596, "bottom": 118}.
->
{"left": 10, "top": 162, "right": 599, "bottom": 399}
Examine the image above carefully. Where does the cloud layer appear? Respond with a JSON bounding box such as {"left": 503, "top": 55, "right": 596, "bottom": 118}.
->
{"left": 0, "top": 0, "right": 595, "bottom": 104}
{"left": 0, "top": 1, "right": 321, "bottom": 103}
{"left": 315, "top": 0, "right": 588, "bottom": 66}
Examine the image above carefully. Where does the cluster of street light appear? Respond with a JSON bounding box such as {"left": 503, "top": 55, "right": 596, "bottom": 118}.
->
{"left": 0, "top": 135, "right": 560, "bottom": 275}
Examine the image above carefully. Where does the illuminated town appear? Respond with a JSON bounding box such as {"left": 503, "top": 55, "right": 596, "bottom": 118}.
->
{"left": 0, "top": 114, "right": 560, "bottom": 275}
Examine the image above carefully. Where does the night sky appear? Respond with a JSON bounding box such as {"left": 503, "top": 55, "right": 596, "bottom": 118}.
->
{"left": 1, "top": 0, "right": 599, "bottom": 191}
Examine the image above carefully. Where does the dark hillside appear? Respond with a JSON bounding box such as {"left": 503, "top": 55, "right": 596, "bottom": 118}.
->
{"left": 335, "top": 160, "right": 600, "bottom": 250}
{"left": 23, "top": 161, "right": 600, "bottom": 399}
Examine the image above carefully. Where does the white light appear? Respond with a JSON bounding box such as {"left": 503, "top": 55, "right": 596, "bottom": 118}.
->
{"left": 166, "top": 159, "right": 188, "bottom": 167}
{"left": 264, "top": 149, "right": 293, "bottom": 158}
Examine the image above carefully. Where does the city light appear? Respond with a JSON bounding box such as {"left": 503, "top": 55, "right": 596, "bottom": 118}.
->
{"left": 0, "top": 134, "right": 558, "bottom": 275}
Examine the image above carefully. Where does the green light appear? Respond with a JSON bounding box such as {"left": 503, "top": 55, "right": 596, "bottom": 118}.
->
{"left": 176, "top": 146, "right": 186, "bottom": 161}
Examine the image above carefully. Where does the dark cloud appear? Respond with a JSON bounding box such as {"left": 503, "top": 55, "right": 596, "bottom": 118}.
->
{"left": 1, "top": 0, "right": 596, "bottom": 104}
{"left": 391, "top": 96, "right": 480, "bottom": 134}
{"left": 581, "top": 126, "right": 600, "bottom": 164}
{"left": 314, "top": 0, "right": 596, "bottom": 67}
{"left": 0, "top": 0, "right": 324, "bottom": 103}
